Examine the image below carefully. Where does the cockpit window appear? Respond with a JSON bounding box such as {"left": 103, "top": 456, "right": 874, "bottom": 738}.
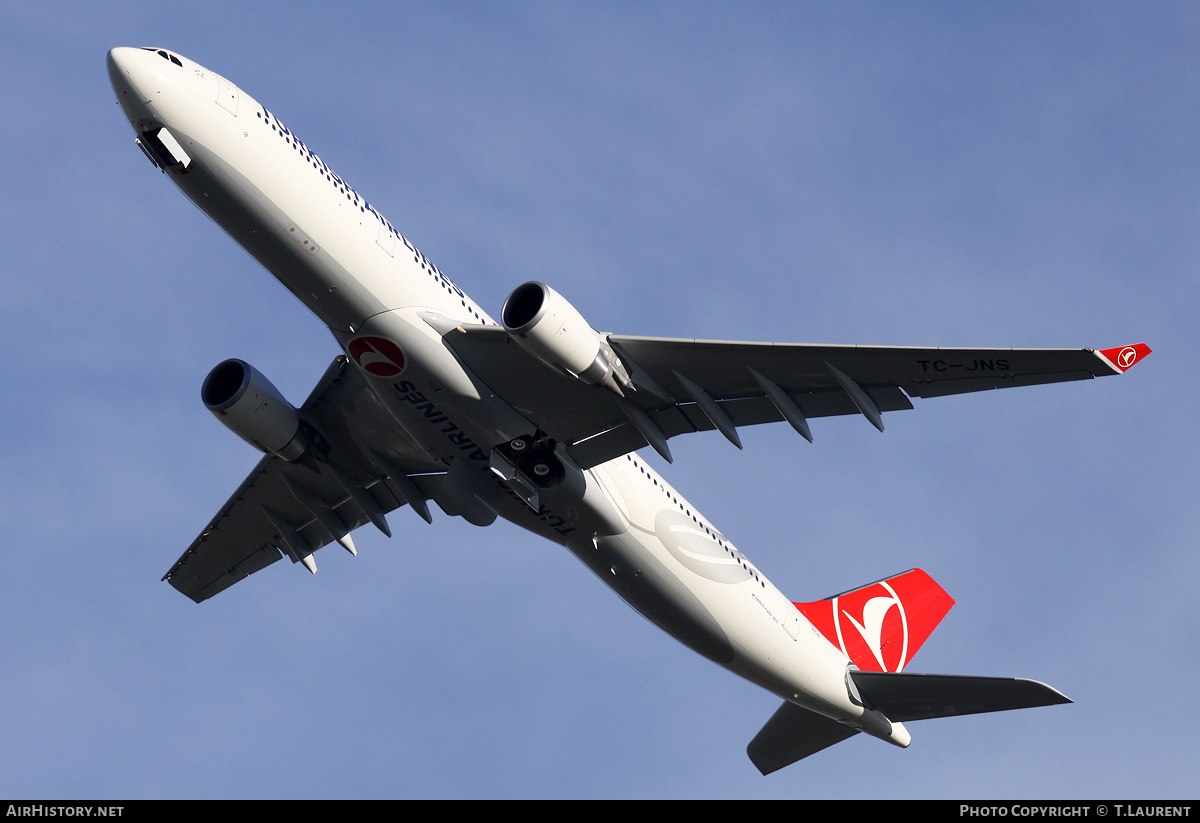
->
{"left": 144, "top": 47, "right": 183, "bottom": 67}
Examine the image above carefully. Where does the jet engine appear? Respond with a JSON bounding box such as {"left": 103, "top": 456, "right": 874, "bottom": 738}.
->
{"left": 201, "top": 359, "right": 307, "bottom": 461}
{"left": 501, "top": 281, "right": 630, "bottom": 396}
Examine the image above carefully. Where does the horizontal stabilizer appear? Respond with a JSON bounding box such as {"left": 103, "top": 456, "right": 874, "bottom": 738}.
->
{"left": 849, "top": 671, "right": 1071, "bottom": 722}
{"left": 747, "top": 700, "right": 860, "bottom": 775}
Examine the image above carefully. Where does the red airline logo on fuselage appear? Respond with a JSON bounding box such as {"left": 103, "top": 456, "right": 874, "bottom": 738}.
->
{"left": 348, "top": 336, "right": 406, "bottom": 377}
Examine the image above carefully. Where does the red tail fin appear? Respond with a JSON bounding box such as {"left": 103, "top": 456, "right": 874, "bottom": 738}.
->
{"left": 794, "top": 568, "right": 954, "bottom": 672}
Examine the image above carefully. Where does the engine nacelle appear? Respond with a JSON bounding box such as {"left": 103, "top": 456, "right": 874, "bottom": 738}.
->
{"left": 501, "top": 281, "right": 629, "bottom": 395}
{"left": 201, "top": 359, "right": 307, "bottom": 461}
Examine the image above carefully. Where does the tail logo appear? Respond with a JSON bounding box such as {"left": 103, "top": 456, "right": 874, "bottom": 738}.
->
{"left": 348, "top": 336, "right": 406, "bottom": 377}
{"left": 833, "top": 581, "right": 909, "bottom": 672}
{"left": 794, "top": 568, "right": 954, "bottom": 673}
{"left": 1117, "top": 346, "right": 1139, "bottom": 369}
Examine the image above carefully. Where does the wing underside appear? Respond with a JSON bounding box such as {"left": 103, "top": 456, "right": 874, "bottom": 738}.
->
{"left": 434, "top": 318, "right": 1148, "bottom": 469}
{"left": 164, "top": 356, "right": 441, "bottom": 603}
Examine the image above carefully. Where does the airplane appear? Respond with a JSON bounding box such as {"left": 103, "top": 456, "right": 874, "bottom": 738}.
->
{"left": 107, "top": 46, "right": 1150, "bottom": 774}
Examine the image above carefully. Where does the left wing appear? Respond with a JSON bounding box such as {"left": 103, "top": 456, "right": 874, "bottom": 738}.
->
{"left": 431, "top": 314, "right": 1149, "bottom": 468}
{"left": 164, "top": 356, "right": 441, "bottom": 603}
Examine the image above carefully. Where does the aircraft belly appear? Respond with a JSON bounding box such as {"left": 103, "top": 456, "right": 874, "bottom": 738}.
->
{"left": 570, "top": 529, "right": 737, "bottom": 664}
{"left": 506, "top": 457, "right": 859, "bottom": 722}
{"left": 593, "top": 455, "right": 860, "bottom": 717}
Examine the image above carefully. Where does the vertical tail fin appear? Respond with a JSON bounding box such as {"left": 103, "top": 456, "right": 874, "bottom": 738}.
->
{"left": 794, "top": 568, "right": 954, "bottom": 672}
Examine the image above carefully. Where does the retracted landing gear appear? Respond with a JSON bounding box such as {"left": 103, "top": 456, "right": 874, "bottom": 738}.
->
{"left": 488, "top": 432, "right": 583, "bottom": 511}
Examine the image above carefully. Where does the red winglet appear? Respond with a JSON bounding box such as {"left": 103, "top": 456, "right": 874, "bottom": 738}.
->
{"left": 1096, "top": 343, "right": 1152, "bottom": 373}
{"left": 794, "top": 568, "right": 954, "bottom": 673}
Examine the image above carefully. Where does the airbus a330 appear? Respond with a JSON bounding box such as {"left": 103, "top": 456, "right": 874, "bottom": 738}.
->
{"left": 108, "top": 46, "right": 1149, "bottom": 773}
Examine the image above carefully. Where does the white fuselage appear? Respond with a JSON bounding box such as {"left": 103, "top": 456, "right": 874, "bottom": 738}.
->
{"left": 108, "top": 47, "right": 908, "bottom": 747}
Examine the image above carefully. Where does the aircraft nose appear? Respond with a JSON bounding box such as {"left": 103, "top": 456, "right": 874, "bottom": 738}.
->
{"left": 106, "top": 46, "right": 133, "bottom": 66}
{"left": 107, "top": 47, "right": 145, "bottom": 100}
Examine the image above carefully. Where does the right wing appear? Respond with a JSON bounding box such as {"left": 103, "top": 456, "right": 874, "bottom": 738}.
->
{"left": 429, "top": 311, "right": 1150, "bottom": 469}
{"left": 164, "top": 356, "right": 442, "bottom": 603}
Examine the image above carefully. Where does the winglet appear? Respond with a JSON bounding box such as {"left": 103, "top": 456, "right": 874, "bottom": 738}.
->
{"left": 1095, "top": 343, "right": 1151, "bottom": 374}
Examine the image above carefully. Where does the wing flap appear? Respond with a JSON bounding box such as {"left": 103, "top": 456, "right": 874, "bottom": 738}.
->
{"left": 653, "top": 385, "right": 914, "bottom": 434}
{"left": 567, "top": 386, "right": 913, "bottom": 469}
{"left": 165, "top": 454, "right": 418, "bottom": 602}
{"left": 907, "top": 369, "right": 1097, "bottom": 398}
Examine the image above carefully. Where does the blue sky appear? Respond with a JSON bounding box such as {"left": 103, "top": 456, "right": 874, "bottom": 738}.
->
{"left": 1, "top": 1, "right": 1195, "bottom": 799}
